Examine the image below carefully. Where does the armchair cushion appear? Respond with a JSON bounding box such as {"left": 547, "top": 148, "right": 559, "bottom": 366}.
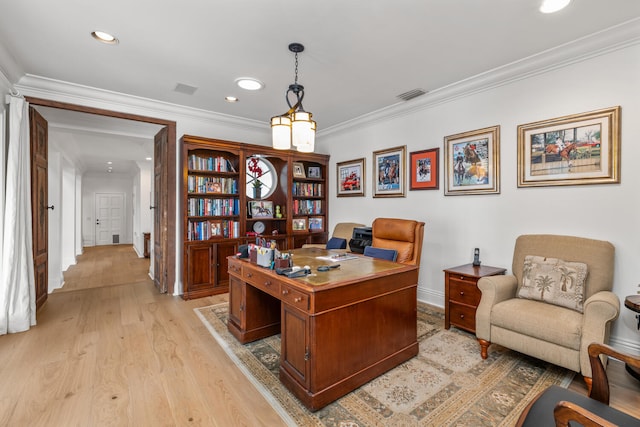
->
{"left": 517, "top": 255, "right": 588, "bottom": 313}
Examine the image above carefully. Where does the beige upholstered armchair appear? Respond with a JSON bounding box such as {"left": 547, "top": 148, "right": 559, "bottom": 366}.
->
{"left": 476, "top": 234, "right": 620, "bottom": 389}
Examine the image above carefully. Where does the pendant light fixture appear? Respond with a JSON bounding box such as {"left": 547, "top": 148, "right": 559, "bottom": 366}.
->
{"left": 271, "top": 43, "right": 316, "bottom": 152}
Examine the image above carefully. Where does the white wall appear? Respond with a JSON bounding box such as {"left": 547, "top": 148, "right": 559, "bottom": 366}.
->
{"left": 132, "top": 161, "right": 152, "bottom": 257}
{"left": 82, "top": 173, "right": 134, "bottom": 246}
{"left": 322, "top": 42, "right": 640, "bottom": 352}
{"left": 47, "top": 149, "right": 63, "bottom": 291}
{"left": 61, "top": 157, "right": 76, "bottom": 270}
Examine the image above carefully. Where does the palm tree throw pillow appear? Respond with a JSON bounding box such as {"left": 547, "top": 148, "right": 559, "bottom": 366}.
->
{"left": 517, "top": 255, "right": 588, "bottom": 313}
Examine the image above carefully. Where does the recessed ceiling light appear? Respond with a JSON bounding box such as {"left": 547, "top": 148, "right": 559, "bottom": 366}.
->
{"left": 235, "top": 78, "right": 264, "bottom": 91}
{"left": 107, "top": 161, "right": 113, "bottom": 165}
{"left": 225, "top": 96, "right": 238, "bottom": 102}
{"left": 91, "top": 30, "right": 119, "bottom": 44}
{"left": 145, "top": 157, "right": 152, "bottom": 161}
{"left": 539, "top": 0, "right": 571, "bottom": 13}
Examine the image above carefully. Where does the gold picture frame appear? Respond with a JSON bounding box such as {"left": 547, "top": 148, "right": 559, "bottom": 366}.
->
{"left": 373, "top": 146, "right": 406, "bottom": 198}
{"left": 444, "top": 125, "right": 500, "bottom": 195}
{"left": 337, "top": 158, "right": 365, "bottom": 197}
{"left": 293, "top": 162, "right": 306, "bottom": 178}
{"left": 517, "top": 106, "right": 621, "bottom": 187}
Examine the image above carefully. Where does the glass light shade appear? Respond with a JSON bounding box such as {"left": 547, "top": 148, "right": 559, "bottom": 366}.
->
{"left": 291, "top": 111, "right": 316, "bottom": 149}
{"left": 539, "top": 0, "right": 571, "bottom": 13}
{"left": 271, "top": 115, "right": 292, "bottom": 150}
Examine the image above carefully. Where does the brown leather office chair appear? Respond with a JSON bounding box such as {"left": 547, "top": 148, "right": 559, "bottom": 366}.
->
{"left": 371, "top": 218, "right": 425, "bottom": 266}
{"left": 516, "top": 343, "right": 640, "bottom": 427}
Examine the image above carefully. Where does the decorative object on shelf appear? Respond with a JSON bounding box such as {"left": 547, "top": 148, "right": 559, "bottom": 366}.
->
{"left": 292, "top": 218, "right": 307, "bottom": 231}
{"left": 373, "top": 146, "right": 406, "bottom": 198}
{"left": 410, "top": 148, "right": 439, "bottom": 190}
{"left": 337, "top": 158, "right": 365, "bottom": 197}
{"left": 292, "top": 162, "right": 306, "bottom": 178}
{"left": 307, "top": 166, "right": 321, "bottom": 178}
{"left": 517, "top": 106, "right": 620, "bottom": 188}
{"left": 275, "top": 205, "right": 282, "bottom": 218}
{"left": 249, "top": 201, "right": 274, "bottom": 218}
{"left": 248, "top": 156, "right": 264, "bottom": 199}
{"left": 444, "top": 125, "right": 500, "bottom": 196}
{"left": 253, "top": 221, "right": 266, "bottom": 234}
{"left": 271, "top": 42, "right": 316, "bottom": 153}
{"left": 309, "top": 216, "right": 323, "bottom": 231}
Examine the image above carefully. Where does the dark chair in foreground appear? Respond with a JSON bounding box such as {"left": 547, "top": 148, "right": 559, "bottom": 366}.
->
{"left": 363, "top": 246, "right": 398, "bottom": 262}
{"left": 516, "top": 342, "right": 640, "bottom": 426}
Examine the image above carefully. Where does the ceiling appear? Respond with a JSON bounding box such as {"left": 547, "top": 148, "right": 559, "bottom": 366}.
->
{"left": 1, "top": 1, "right": 639, "bottom": 174}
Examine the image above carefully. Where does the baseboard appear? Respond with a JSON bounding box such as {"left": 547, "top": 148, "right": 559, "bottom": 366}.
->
{"left": 417, "top": 287, "right": 444, "bottom": 309}
{"left": 609, "top": 335, "right": 640, "bottom": 355}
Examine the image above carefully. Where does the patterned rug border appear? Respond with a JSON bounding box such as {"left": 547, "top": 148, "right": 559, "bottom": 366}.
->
{"left": 195, "top": 302, "right": 575, "bottom": 426}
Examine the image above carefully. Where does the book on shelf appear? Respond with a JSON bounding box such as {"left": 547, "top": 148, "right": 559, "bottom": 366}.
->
{"left": 188, "top": 219, "right": 240, "bottom": 241}
{"left": 188, "top": 154, "right": 236, "bottom": 173}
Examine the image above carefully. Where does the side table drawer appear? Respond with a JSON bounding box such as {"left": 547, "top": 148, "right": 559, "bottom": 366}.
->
{"left": 449, "top": 279, "right": 481, "bottom": 306}
{"left": 281, "top": 284, "right": 309, "bottom": 311}
{"left": 449, "top": 302, "right": 476, "bottom": 332}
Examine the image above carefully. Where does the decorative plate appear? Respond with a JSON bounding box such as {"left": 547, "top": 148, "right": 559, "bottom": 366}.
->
{"left": 253, "top": 221, "right": 265, "bottom": 234}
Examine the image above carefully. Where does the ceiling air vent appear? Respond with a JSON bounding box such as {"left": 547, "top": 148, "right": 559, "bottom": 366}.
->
{"left": 397, "top": 88, "right": 427, "bottom": 101}
{"left": 174, "top": 83, "right": 198, "bottom": 95}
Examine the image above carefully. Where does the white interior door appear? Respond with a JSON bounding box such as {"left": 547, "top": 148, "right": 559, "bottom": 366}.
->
{"left": 95, "top": 193, "right": 124, "bottom": 245}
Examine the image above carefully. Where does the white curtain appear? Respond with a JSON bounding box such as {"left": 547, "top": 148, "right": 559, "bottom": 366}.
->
{"left": 0, "top": 96, "right": 36, "bottom": 335}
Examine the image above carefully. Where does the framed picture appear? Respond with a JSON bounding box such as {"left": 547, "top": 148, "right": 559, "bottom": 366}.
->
{"left": 309, "top": 216, "right": 323, "bottom": 231}
{"left": 517, "top": 106, "right": 621, "bottom": 187}
{"left": 444, "top": 125, "right": 500, "bottom": 196}
{"left": 293, "top": 162, "right": 306, "bottom": 178}
{"left": 373, "top": 146, "right": 406, "bottom": 198}
{"left": 249, "top": 201, "right": 274, "bottom": 218}
{"left": 307, "top": 166, "right": 321, "bottom": 179}
{"left": 292, "top": 217, "right": 307, "bottom": 231}
{"left": 337, "top": 158, "right": 365, "bottom": 197}
{"left": 410, "top": 148, "right": 439, "bottom": 190}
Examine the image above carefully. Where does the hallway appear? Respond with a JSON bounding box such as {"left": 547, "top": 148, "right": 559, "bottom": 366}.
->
{"left": 55, "top": 245, "right": 151, "bottom": 293}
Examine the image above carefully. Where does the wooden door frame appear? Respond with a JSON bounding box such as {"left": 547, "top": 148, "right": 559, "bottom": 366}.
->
{"left": 25, "top": 97, "right": 177, "bottom": 294}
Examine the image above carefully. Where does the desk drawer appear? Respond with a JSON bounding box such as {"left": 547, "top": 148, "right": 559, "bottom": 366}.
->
{"left": 281, "top": 284, "right": 309, "bottom": 311}
{"left": 228, "top": 258, "right": 243, "bottom": 276}
{"left": 448, "top": 279, "right": 481, "bottom": 306}
{"left": 243, "top": 268, "right": 280, "bottom": 297}
{"left": 449, "top": 302, "right": 476, "bottom": 332}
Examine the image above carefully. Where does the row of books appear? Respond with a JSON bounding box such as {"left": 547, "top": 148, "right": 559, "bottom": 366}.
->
{"left": 188, "top": 154, "right": 236, "bottom": 172}
{"left": 292, "top": 182, "right": 323, "bottom": 197}
{"left": 187, "top": 220, "right": 240, "bottom": 241}
{"left": 187, "top": 198, "right": 240, "bottom": 217}
{"left": 292, "top": 199, "right": 323, "bottom": 215}
{"left": 187, "top": 176, "right": 238, "bottom": 194}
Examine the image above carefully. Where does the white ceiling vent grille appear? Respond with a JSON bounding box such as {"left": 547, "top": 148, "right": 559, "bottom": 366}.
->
{"left": 174, "top": 83, "right": 198, "bottom": 95}
{"left": 397, "top": 88, "right": 427, "bottom": 101}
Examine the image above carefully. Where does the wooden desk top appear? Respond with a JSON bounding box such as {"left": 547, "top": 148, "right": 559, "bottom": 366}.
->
{"left": 237, "top": 247, "right": 417, "bottom": 290}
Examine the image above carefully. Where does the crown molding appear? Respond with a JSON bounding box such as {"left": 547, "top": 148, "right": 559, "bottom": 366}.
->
{"left": 319, "top": 17, "right": 640, "bottom": 138}
{"left": 14, "top": 74, "right": 269, "bottom": 132}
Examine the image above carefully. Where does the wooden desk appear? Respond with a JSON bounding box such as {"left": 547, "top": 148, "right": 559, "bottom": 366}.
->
{"left": 227, "top": 247, "right": 419, "bottom": 411}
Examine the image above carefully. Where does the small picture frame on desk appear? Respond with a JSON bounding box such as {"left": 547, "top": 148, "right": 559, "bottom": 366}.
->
{"left": 309, "top": 216, "right": 323, "bottom": 231}
{"left": 308, "top": 166, "right": 321, "bottom": 179}
{"left": 292, "top": 218, "right": 307, "bottom": 231}
{"left": 293, "top": 162, "right": 306, "bottom": 178}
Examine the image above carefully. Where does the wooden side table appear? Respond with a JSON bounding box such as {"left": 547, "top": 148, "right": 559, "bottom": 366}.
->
{"left": 444, "top": 263, "right": 506, "bottom": 333}
{"left": 624, "top": 294, "right": 640, "bottom": 381}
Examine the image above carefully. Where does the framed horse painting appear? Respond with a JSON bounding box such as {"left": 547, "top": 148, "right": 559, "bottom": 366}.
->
{"left": 517, "top": 106, "right": 621, "bottom": 187}
{"left": 373, "top": 146, "right": 406, "bottom": 198}
{"left": 444, "top": 126, "right": 500, "bottom": 195}
{"left": 410, "top": 148, "right": 439, "bottom": 190}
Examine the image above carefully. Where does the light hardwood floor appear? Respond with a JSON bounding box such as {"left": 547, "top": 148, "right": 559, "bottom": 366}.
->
{"left": 0, "top": 245, "right": 638, "bottom": 426}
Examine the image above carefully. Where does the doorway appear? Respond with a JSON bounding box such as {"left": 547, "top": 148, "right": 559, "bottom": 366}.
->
{"left": 95, "top": 193, "right": 125, "bottom": 245}
{"left": 26, "top": 97, "right": 177, "bottom": 296}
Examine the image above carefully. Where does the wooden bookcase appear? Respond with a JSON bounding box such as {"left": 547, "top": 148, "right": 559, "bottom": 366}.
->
{"left": 181, "top": 135, "right": 329, "bottom": 299}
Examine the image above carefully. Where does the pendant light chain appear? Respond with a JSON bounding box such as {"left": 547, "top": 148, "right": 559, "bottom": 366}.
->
{"left": 294, "top": 52, "right": 299, "bottom": 85}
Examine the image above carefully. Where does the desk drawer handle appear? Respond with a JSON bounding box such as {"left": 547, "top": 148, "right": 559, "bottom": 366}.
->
{"left": 246, "top": 272, "right": 253, "bottom": 278}
{"left": 459, "top": 276, "right": 466, "bottom": 280}
{"left": 282, "top": 290, "right": 289, "bottom": 295}
{"left": 460, "top": 314, "right": 465, "bottom": 319}
{"left": 460, "top": 291, "right": 464, "bottom": 296}
{"left": 264, "top": 281, "right": 272, "bottom": 286}
{"left": 294, "top": 297, "right": 302, "bottom": 303}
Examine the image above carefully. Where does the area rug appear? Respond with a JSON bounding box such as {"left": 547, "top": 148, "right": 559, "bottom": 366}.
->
{"left": 194, "top": 303, "right": 574, "bottom": 426}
